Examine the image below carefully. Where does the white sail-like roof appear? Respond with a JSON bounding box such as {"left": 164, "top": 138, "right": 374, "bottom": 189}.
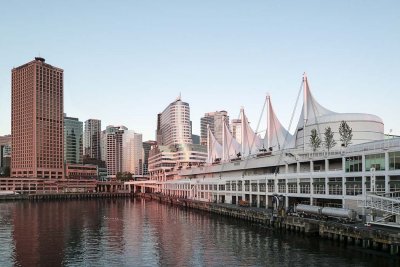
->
{"left": 296, "top": 75, "right": 336, "bottom": 129}
{"left": 207, "top": 126, "right": 222, "bottom": 163}
{"left": 264, "top": 95, "right": 295, "bottom": 150}
{"left": 241, "top": 108, "right": 263, "bottom": 156}
{"left": 222, "top": 120, "right": 241, "bottom": 161}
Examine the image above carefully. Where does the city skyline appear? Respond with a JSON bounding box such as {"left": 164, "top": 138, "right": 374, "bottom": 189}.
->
{"left": 1, "top": 1, "right": 400, "bottom": 141}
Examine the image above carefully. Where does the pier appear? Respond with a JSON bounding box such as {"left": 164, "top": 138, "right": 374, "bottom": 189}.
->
{"left": 0, "top": 192, "right": 132, "bottom": 201}
{"left": 140, "top": 192, "right": 400, "bottom": 256}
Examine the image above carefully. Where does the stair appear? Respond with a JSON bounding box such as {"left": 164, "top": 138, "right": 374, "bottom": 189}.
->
{"left": 362, "top": 193, "right": 400, "bottom": 216}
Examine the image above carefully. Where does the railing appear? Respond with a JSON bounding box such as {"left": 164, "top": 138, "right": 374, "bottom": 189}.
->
{"left": 362, "top": 193, "right": 400, "bottom": 216}
{"left": 380, "top": 191, "right": 400, "bottom": 200}
{"left": 346, "top": 138, "right": 400, "bottom": 154}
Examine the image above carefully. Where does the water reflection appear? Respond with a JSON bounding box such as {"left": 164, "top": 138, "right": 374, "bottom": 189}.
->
{"left": 0, "top": 199, "right": 398, "bottom": 267}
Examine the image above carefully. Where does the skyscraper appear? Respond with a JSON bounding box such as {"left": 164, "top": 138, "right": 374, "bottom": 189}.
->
{"left": 11, "top": 57, "right": 64, "bottom": 179}
{"left": 64, "top": 114, "right": 83, "bottom": 164}
{"left": 157, "top": 96, "right": 192, "bottom": 146}
{"left": 122, "top": 130, "right": 143, "bottom": 175}
{"left": 84, "top": 119, "right": 101, "bottom": 160}
{"left": 149, "top": 97, "right": 207, "bottom": 181}
{"left": 104, "top": 125, "right": 127, "bottom": 176}
{"left": 200, "top": 111, "right": 229, "bottom": 146}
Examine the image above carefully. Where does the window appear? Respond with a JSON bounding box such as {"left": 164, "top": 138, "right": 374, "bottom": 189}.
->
{"left": 365, "top": 153, "right": 385, "bottom": 171}
{"left": 288, "top": 183, "right": 297, "bottom": 193}
{"left": 226, "top": 183, "right": 231, "bottom": 191}
{"left": 345, "top": 177, "right": 362, "bottom": 195}
{"left": 251, "top": 183, "right": 258, "bottom": 192}
{"left": 345, "top": 156, "right": 362, "bottom": 172}
{"left": 389, "top": 176, "right": 400, "bottom": 192}
{"left": 267, "top": 180, "right": 274, "bottom": 193}
{"left": 259, "top": 183, "right": 266, "bottom": 192}
{"left": 244, "top": 180, "right": 250, "bottom": 191}
{"left": 313, "top": 178, "right": 325, "bottom": 194}
{"left": 389, "top": 152, "right": 400, "bottom": 170}
{"left": 328, "top": 178, "right": 342, "bottom": 195}
{"left": 277, "top": 179, "right": 285, "bottom": 193}
{"left": 300, "top": 183, "right": 310, "bottom": 194}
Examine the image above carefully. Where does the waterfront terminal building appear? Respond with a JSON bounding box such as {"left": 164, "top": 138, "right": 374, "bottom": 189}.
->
{"left": 144, "top": 76, "right": 400, "bottom": 222}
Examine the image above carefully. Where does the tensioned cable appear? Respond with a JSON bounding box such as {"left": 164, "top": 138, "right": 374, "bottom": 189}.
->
{"left": 273, "top": 79, "right": 304, "bottom": 173}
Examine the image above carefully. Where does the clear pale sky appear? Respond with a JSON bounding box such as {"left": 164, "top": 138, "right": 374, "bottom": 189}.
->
{"left": 1, "top": 0, "right": 399, "bottom": 140}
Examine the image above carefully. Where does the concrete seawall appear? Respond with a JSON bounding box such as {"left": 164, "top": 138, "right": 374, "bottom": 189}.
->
{"left": 139, "top": 192, "right": 400, "bottom": 256}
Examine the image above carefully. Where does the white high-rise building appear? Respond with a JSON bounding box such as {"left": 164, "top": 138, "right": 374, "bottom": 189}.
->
{"left": 123, "top": 130, "right": 143, "bottom": 175}
{"left": 157, "top": 96, "right": 192, "bottom": 146}
{"left": 150, "top": 96, "right": 207, "bottom": 182}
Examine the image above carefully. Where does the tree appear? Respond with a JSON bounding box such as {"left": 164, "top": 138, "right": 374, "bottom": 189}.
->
{"left": 339, "top": 120, "right": 353, "bottom": 147}
{"left": 324, "top": 126, "right": 337, "bottom": 152}
{"left": 309, "top": 128, "right": 321, "bottom": 152}
{"left": 116, "top": 172, "right": 133, "bottom": 181}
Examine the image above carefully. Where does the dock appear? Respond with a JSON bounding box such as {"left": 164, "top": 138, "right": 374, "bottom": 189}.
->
{"left": 139, "top": 192, "right": 400, "bottom": 256}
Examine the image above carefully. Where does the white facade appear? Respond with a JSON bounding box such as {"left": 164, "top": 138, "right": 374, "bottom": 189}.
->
{"left": 157, "top": 97, "right": 192, "bottom": 146}
{"left": 123, "top": 130, "right": 143, "bottom": 175}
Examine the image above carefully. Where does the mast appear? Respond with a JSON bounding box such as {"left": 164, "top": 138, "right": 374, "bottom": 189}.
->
{"left": 266, "top": 94, "right": 270, "bottom": 150}
{"left": 240, "top": 107, "right": 245, "bottom": 157}
{"left": 303, "top": 73, "right": 308, "bottom": 152}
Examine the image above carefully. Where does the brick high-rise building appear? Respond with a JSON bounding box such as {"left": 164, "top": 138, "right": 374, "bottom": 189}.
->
{"left": 11, "top": 57, "right": 64, "bottom": 179}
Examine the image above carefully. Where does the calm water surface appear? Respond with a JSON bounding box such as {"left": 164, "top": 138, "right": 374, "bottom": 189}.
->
{"left": 0, "top": 198, "right": 398, "bottom": 267}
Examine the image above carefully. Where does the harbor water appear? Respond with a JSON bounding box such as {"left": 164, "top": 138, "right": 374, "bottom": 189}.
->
{"left": 0, "top": 198, "right": 398, "bottom": 267}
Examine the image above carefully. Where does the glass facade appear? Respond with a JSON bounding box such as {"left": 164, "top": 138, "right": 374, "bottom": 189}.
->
{"left": 345, "top": 156, "right": 362, "bottom": 172}
{"left": 389, "top": 152, "right": 400, "bottom": 170}
{"left": 64, "top": 115, "right": 83, "bottom": 164}
{"left": 365, "top": 153, "right": 385, "bottom": 171}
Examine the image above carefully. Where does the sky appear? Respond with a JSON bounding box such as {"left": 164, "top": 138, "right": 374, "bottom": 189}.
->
{"left": 0, "top": 0, "right": 399, "bottom": 141}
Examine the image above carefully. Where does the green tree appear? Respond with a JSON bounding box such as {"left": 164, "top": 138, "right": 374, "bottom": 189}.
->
{"left": 309, "top": 128, "right": 321, "bottom": 152}
{"left": 339, "top": 120, "right": 353, "bottom": 147}
{"left": 116, "top": 172, "right": 133, "bottom": 181}
{"left": 324, "top": 126, "right": 337, "bottom": 152}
